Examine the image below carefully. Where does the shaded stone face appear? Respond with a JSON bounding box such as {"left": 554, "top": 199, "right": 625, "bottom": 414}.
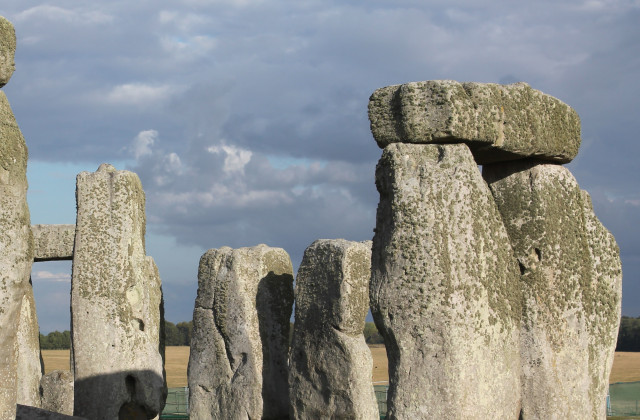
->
{"left": 0, "top": 17, "right": 16, "bottom": 88}
{"left": 483, "top": 161, "right": 622, "bottom": 419}
{"left": 40, "top": 370, "right": 74, "bottom": 416}
{"left": 188, "top": 245, "right": 294, "bottom": 420}
{"left": 16, "top": 285, "right": 43, "bottom": 408}
{"left": 289, "top": 239, "right": 378, "bottom": 420}
{"left": 71, "top": 164, "right": 166, "bottom": 420}
{"left": 370, "top": 143, "right": 522, "bottom": 419}
{"left": 368, "top": 80, "right": 581, "bottom": 164}
{"left": 0, "top": 90, "right": 33, "bottom": 419}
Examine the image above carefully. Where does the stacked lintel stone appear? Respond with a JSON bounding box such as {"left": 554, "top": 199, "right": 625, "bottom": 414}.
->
{"left": 368, "top": 80, "right": 622, "bottom": 420}
{"left": 0, "top": 15, "right": 43, "bottom": 418}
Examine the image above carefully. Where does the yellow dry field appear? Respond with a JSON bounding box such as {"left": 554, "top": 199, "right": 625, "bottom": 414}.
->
{"left": 41, "top": 347, "right": 640, "bottom": 388}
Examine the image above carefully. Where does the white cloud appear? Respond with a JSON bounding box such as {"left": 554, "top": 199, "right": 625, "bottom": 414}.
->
{"left": 106, "top": 83, "right": 176, "bottom": 106}
{"left": 131, "top": 130, "right": 157, "bottom": 160}
{"left": 33, "top": 271, "right": 71, "bottom": 283}
{"left": 15, "top": 5, "right": 113, "bottom": 25}
{"left": 207, "top": 143, "right": 253, "bottom": 175}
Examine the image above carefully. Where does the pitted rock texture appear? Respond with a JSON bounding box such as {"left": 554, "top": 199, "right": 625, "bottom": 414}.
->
{"left": 0, "top": 17, "right": 16, "bottom": 87}
{"left": 71, "top": 164, "right": 166, "bottom": 420}
{"left": 289, "top": 239, "right": 378, "bottom": 420}
{"left": 32, "top": 224, "right": 75, "bottom": 261}
{"left": 40, "top": 370, "right": 74, "bottom": 416}
{"left": 483, "top": 161, "right": 622, "bottom": 420}
{"left": 368, "top": 80, "right": 581, "bottom": 164}
{"left": 370, "top": 143, "right": 521, "bottom": 419}
{"left": 188, "top": 245, "right": 294, "bottom": 420}
{"left": 16, "top": 285, "right": 43, "bottom": 408}
{"left": 0, "top": 90, "right": 33, "bottom": 419}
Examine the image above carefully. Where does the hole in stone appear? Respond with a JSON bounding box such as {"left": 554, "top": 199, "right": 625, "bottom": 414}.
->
{"left": 137, "top": 318, "right": 145, "bottom": 331}
{"left": 125, "top": 374, "right": 136, "bottom": 396}
{"left": 534, "top": 248, "right": 542, "bottom": 261}
{"left": 518, "top": 261, "right": 526, "bottom": 275}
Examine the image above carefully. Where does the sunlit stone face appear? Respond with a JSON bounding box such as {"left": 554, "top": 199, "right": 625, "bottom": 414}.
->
{"left": 0, "top": 17, "right": 16, "bottom": 88}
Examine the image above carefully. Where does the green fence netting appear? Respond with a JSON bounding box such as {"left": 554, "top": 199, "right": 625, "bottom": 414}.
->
{"left": 608, "top": 381, "right": 640, "bottom": 416}
{"left": 161, "top": 387, "right": 189, "bottom": 419}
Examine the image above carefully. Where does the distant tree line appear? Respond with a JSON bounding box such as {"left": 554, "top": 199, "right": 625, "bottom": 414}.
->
{"left": 39, "top": 320, "right": 383, "bottom": 349}
{"left": 164, "top": 321, "right": 193, "bottom": 346}
{"left": 43, "top": 316, "right": 640, "bottom": 350}
{"left": 39, "top": 330, "right": 71, "bottom": 350}
{"left": 616, "top": 316, "right": 640, "bottom": 351}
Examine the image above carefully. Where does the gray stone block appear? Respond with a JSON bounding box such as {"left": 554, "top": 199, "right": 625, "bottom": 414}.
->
{"left": 289, "top": 239, "right": 378, "bottom": 420}
{"left": 188, "top": 245, "right": 294, "bottom": 420}
{"left": 71, "top": 164, "right": 165, "bottom": 420}
{"left": 32, "top": 224, "right": 75, "bottom": 261}
{"left": 0, "top": 17, "right": 16, "bottom": 88}
{"left": 369, "top": 80, "right": 581, "bottom": 164}
{"left": 370, "top": 143, "right": 521, "bottom": 419}
{"left": 484, "top": 161, "right": 622, "bottom": 419}
{"left": 0, "top": 90, "right": 33, "bottom": 419}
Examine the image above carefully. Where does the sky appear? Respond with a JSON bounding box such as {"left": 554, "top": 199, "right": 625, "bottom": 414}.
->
{"left": 1, "top": 0, "right": 639, "bottom": 333}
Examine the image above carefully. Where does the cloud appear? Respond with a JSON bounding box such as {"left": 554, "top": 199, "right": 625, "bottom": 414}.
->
{"left": 207, "top": 143, "right": 252, "bottom": 175}
{"left": 105, "top": 83, "right": 177, "bottom": 106}
{"left": 15, "top": 5, "right": 114, "bottom": 25}
{"left": 130, "top": 130, "right": 158, "bottom": 159}
{"left": 32, "top": 270, "right": 71, "bottom": 283}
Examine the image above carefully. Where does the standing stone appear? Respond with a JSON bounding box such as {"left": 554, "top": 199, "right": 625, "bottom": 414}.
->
{"left": 0, "top": 32, "right": 33, "bottom": 416}
{"left": 289, "top": 239, "right": 378, "bottom": 420}
{"left": 71, "top": 164, "right": 166, "bottom": 419}
{"left": 370, "top": 143, "right": 521, "bottom": 419}
{"left": 40, "top": 370, "right": 74, "bottom": 416}
{"left": 188, "top": 245, "right": 294, "bottom": 420}
{"left": 483, "top": 161, "right": 622, "bottom": 419}
{"left": 0, "top": 16, "right": 16, "bottom": 88}
{"left": 368, "top": 80, "right": 581, "bottom": 164}
{"left": 16, "top": 284, "right": 44, "bottom": 408}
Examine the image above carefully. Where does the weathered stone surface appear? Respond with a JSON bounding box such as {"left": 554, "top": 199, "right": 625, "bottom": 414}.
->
{"left": 40, "top": 370, "right": 74, "bottom": 416}
{"left": 370, "top": 143, "right": 521, "bottom": 419}
{"left": 16, "top": 404, "right": 86, "bottom": 420}
{"left": 0, "top": 90, "right": 33, "bottom": 419}
{"left": 483, "top": 161, "right": 622, "bottom": 420}
{"left": 290, "top": 239, "right": 378, "bottom": 420}
{"left": 188, "top": 245, "right": 294, "bottom": 420}
{"left": 71, "top": 164, "right": 165, "bottom": 419}
{"left": 32, "top": 224, "right": 75, "bottom": 261}
{"left": 0, "top": 17, "right": 16, "bottom": 88}
{"left": 16, "top": 285, "right": 43, "bottom": 408}
{"left": 368, "top": 80, "right": 581, "bottom": 164}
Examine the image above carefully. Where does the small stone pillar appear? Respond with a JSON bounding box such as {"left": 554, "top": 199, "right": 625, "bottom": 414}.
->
{"left": 289, "top": 239, "right": 378, "bottom": 419}
{"left": 71, "top": 164, "right": 166, "bottom": 419}
{"left": 188, "top": 245, "right": 294, "bottom": 420}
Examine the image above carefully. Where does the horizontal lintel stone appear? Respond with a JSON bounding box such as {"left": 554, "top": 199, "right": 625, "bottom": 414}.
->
{"left": 32, "top": 224, "right": 75, "bottom": 261}
{"left": 368, "top": 80, "right": 581, "bottom": 164}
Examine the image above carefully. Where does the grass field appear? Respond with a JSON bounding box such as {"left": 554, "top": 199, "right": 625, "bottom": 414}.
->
{"left": 42, "top": 347, "right": 640, "bottom": 388}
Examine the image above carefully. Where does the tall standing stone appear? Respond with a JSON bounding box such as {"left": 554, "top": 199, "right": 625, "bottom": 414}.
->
{"left": 0, "top": 16, "right": 34, "bottom": 418}
{"left": 289, "top": 239, "right": 378, "bottom": 420}
{"left": 16, "top": 284, "right": 44, "bottom": 408}
{"left": 71, "top": 164, "right": 165, "bottom": 419}
{"left": 370, "top": 143, "right": 521, "bottom": 419}
{"left": 483, "top": 161, "right": 622, "bottom": 419}
{"left": 188, "top": 245, "right": 294, "bottom": 420}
